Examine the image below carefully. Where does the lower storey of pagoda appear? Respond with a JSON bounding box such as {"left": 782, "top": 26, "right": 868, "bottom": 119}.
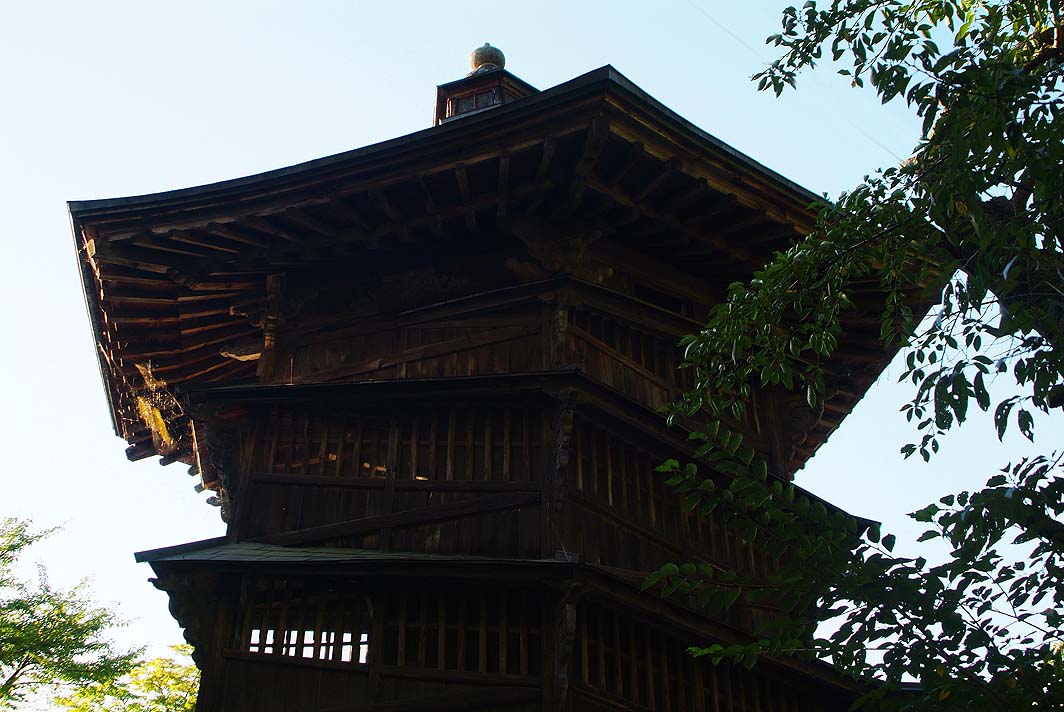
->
{"left": 143, "top": 544, "right": 855, "bottom": 712}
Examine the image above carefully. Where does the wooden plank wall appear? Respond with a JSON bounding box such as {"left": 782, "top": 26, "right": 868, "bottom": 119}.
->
{"left": 563, "top": 305, "right": 771, "bottom": 463}
{"left": 569, "top": 599, "right": 843, "bottom": 712}
{"left": 233, "top": 402, "right": 549, "bottom": 557}
{"left": 567, "top": 306, "right": 694, "bottom": 413}
{"left": 566, "top": 413, "right": 772, "bottom": 578}
{"left": 282, "top": 308, "right": 545, "bottom": 385}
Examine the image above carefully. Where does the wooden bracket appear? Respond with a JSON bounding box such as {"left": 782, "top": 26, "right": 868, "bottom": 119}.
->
{"left": 256, "top": 273, "right": 284, "bottom": 382}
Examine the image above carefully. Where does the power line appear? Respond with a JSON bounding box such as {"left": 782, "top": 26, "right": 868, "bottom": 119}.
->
{"left": 684, "top": 0, "right": 909, "bottom": 165}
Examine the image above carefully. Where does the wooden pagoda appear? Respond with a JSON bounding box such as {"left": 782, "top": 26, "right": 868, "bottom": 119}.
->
{"left": 72, "top": 45, "right": 893, "bottom": 711}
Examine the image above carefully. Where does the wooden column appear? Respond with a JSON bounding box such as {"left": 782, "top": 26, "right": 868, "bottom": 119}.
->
{"left": 545, "top": 583, "right": 581, "bottom": 712}
{"left": 544, "top": 398, "right": 575, "bottom": 559}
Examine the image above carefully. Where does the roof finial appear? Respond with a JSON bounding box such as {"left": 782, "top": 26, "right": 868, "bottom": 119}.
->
{"left": 468, "top": 43, "right": 505, "bottom": 76}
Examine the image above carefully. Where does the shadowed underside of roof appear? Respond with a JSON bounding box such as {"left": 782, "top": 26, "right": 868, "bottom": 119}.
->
{"left": 70, "top": 65, "right": 906, "bottom": 481}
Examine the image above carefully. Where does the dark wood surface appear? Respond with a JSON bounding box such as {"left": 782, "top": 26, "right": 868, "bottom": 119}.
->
{"left": 73, "top": 65, "right": 884, "bottom": 711}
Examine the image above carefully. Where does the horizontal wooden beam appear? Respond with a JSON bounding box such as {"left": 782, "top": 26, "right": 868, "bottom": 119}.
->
{"left": 288, "top": 325, "right": 538, "bottom": 384}
{"left": 247, "top": 472, "right": 541, "bottom": 494}
{"left": 325, "top": 686, "right": 541, "bottom": 712}
{"left": 253, "top": 491, "right": 540, "bottom": 546}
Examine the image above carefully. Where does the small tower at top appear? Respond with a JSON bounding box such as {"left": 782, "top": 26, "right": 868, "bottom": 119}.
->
{"left": 433, "top": 43, "right": 538, "bottom": 125}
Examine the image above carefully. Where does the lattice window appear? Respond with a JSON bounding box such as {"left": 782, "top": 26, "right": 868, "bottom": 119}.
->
{"left": 236, "top": 579, "right": 542, "bottom": 677}
{"left": 239, "top": 581, "right": 372, "bottom": 666}
{"left": 258, "top": 404, "right": 546, "bottom": 482}
{"left": 378, "top": 587, "right": 542, "bottom": 676}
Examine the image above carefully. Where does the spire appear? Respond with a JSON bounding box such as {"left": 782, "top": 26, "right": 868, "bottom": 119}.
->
{"left": 433, "top": 43, "right": 537, "bottom": 125}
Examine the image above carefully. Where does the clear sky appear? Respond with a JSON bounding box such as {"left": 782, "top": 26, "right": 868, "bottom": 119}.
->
{"left": 1, "top": 0, "right": 1058, "bottom": 689}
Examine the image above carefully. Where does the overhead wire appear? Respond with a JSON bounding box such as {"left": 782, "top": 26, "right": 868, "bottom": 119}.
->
{"left": 685, "top": 0, "right": 910, "bottom": 166}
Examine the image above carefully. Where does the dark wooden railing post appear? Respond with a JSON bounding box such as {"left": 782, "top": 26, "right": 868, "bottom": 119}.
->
{"left": 544, "top": 398, "right": 575, "bottom": 559}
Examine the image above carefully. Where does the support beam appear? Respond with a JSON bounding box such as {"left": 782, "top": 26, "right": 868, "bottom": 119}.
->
{"left": 582, "top": 175, "right": 757, "bottom": 263}
{"left": 454, "top": 163, "right": 476, "bottom": 230}
{"left": 496, "top": 152, "right": 511, "bottom": 219}
{"left": 252, "top": 490, "right": 541, "bottom": 546}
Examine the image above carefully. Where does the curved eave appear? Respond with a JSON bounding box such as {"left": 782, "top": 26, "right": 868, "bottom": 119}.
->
{"left": 73, "top": 63, "right": 893, "bottom": 480}
{"left": 68, "top": 65, "right": 821, "bottom": 227}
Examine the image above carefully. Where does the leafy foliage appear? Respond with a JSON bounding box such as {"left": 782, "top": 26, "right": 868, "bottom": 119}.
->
{"left": 54, "top": 645, "right": 199, "bottom": 712}
{"left": 0, "top": 518, "right": 137, "bottom": 709}
{"left": 648, "top": 1, "right": 1064, "bottom": 709}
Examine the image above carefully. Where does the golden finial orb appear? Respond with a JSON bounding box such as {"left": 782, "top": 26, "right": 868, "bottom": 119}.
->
{"left": 468, "top": 43, "right": 505, "bottom": 76}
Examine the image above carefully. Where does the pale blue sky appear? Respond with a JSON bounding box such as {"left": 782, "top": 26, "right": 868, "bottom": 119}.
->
{"left": 0, "top": 0, "right": 1057, "bottom": 677}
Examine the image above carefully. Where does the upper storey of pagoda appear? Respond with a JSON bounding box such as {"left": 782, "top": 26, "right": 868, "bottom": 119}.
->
{"left": 70, "top": 48, "right": 899, "bottom": 481}
{"left": 434, "top": 43, "right": 538, "bottom": 124}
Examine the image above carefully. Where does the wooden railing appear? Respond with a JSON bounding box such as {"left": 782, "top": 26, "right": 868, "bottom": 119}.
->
{"left": 572, "top": 600, "right": 833, "bottom": 712}
{"left": 234, "top": 403, "right": 549, "bottom": 557}
{"left": 233, "top": 579, "right": 544, "bottom": 678}
{"left": 566, "top": 415, "right": 774, "bottom": 580}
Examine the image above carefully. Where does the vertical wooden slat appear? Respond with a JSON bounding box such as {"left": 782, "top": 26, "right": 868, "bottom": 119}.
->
{"left": 329, "top": 598, "right": 343, "bottom": 662}
{"left": 369, "top": 594, "right": 384, "bottom": 694}
{"left": 276, "top": 411, "right": 294, "bottom": 473}
{"left": 499, "top": 592, "right": 509, "bottom": 674}
{"left": 503, "top": 408, "right": 512, "bottom": 481}
{"left": 519, "top": 593, "right": 529, "bottom": 676}
{"left": 465, "top": 411, "right": 475, "bottom": 481}
{"left": 660, "top": 638, "right": 672, "bottom": 711}
{"left": 645, "top": 626, "right": 656, "bottom": 711}
{"left": 299, "top": 413, "right": 314, "bottom": 474}
{"left": 264, "top": 409, "right": 281, "bottom": 474}
{"left": 596, "top": 608, "right": 607, "bottom": 690}
{"left": 437, "top": 597, "right": 447, "bottom": 671}
{"left": 579, "top": 608, "right": 590, "bottom": 684}
{"left": 428, "top": 412, "right": 439, "bottom": 478}
{"left": 410, "top": 418, "right": 420, "bottom": 480}
{"left": 709, "top": 662, "right": 721, "bottom": 712}
{"left": 575, "top": 426, "right": 584, "bottom": 492}
{"left": 397, "top": 591, "right": 408, "bottom": 667}
{"left": 316, "top": 416, "right": 330, "bottom": 476}
{"left": 333, "top": 416, "right": 347, "bottom": 477}
{"left": 612, "top": 612, "right": 623, "bottom": 697}
{"left": 693, "top": 655, "right": 708, "bottom": 712}
{"left": 629, "top": 617, "right": 640, "bottom": 705}
{"left": 239, "top": 602, "right": 258, "bottom": 653}
{"left": 590, "top": 426, "right": 600, "bottom": 498}
{"left": 446, "top": 412, "right": 456, "bottom": 480}
{"left": 313, "top": 596, "right": 326, "bottom": 660}
{"left": 273, "top": 588, "right": 289, "bottom": 658}
{"left": 456, "top": 596, "right": 467, "bottom": 671}
{"left": 632, "top": 446, "right": 644, "bottom": 524}
{"left": 478, "top": 592, "right": 488, "bottom": 673}
{"left": 365, "top": 422, "right": 380, "bottom": 477}
{"left": 483, "top": 409, "right": 493, "bottom": 481}
{"left": 381, "top": 417, "right": 399, "bottom": 550}
{"left": 416, "top": 594, "right": 428, "bottom": 667}
{"left": 606, "top": 436, "right": 615, "bottom": 507}
{"left": 677, "top": 649, "right": 689, "bottom": 712}
{"left": 647, "top": 453, "right": 659, "bottom": 527}
{"left": 352, "top": 422, "right": 364, "bottom": 478}
{"left": 522, "top": 410, "right": 532, "bottom": 480}
{"left": 296, "top": 598, "right": 312, "bottom": 658}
